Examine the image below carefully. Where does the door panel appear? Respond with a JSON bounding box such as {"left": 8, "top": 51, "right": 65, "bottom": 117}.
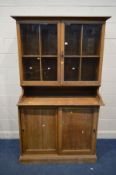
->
{"left": 61, "top": 23, "right": 81, "bottom": 84}
{"left": 61, "top": 23, "right": 102, "bottom": 85}
{"left": 59, "top": 107, "right": 94, "bottom": 154}
{"left": 20, "top": 23, "right": 60, "bottom": 85}
{"left": 21, "top": 107, "right": 57, "bottom": 153}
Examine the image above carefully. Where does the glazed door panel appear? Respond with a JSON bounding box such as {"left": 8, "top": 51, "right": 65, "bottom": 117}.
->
{"left": 61, "top": 23, "right": 81, "bottom": 84}
{"left": 19, "top": 22, "right": 102, "bottom": 86}
{"left": 61, "top": 23, "right": 102, "bottom": 85}
{"left": 20, "top": 23, "right": 60, "bottom": 85}
{"left": 59, "top": 107, "right": 95, "bottom": 154}
{"left": 20, "top": 107, "right": 57, "bottom": 153}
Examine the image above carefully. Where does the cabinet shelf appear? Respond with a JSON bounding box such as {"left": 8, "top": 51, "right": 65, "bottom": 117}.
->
{"left": 21, "top": 81, "right": 100, "bottom": 86}
{"left": 64, "top": 55, "right": 99, "bottom": 58}
{"left": 23, "top": 55, "right": 58, "bottom": 58}
{"left": 81, "top": 55, "right": 100, "bottom": 58}
{"left": 64, "top": 55, "right": 80, "bottom": 58}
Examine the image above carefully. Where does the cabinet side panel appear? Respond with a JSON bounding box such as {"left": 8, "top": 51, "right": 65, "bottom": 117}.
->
{"left": 98, "top": 23, "right": 106, "bottom": 83}
{"left": 16, "top": 23, "right": 23, "bottom": 84}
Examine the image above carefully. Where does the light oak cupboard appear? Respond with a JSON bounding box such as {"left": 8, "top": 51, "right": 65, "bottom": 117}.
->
{"left": 12, "top": 16, "right": 110, "bottom": 163}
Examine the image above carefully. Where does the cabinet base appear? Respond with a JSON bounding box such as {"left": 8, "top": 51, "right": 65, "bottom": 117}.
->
{"left": 20, "top": 154, "right": 97, "bottom": 163}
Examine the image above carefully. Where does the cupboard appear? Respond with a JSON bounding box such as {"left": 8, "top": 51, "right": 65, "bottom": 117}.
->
{"left": 12, "top": 16, "right": 110, "bottom": 163}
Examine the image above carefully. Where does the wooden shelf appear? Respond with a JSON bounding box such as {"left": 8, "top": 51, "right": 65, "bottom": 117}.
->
{"left": 42, "top": 55, "right": 57, "bottom": 57}
{"left": 64, "top": 55, "right": 80, "bottom": 58}
{"left": 18, "top": 95, "right": 103, "bottom": 106}
{"left": 81, "top": 55, "right": 100, "bottom": 58}
{"left": 22, "top": 55, "right": 57, "bottom": 58}
{"left": 21, "top": 81, "right": 100, "bottom": 86}
{"left": 22, "top": 55, "right": 39, "bottom": 58}
{"left": 64, "top": 55, "right": 100, "bottom": 58}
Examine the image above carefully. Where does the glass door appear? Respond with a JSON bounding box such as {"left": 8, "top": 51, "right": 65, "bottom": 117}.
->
{"left": 20, "top": 22, "right": 102, "bottom": 86}
{"left": 20, "top": 22, "right": 60, "bottom": 85}
{"left": 61, "top": 22, "right": 102, "bottom": 85}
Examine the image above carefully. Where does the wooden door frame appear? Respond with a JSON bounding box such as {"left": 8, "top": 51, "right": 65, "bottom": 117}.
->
{"left": 17, "top": 21, "right": 61, "bottom": 86}
{"left": 19, "top": 106, "right": 58, "bottom": 154}
{"left": 60, "top": 21, "right": 103, "bottom": 86}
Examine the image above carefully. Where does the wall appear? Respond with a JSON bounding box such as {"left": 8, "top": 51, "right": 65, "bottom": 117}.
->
{"left": 0, "top": 0, "right": 116, "bottom": 138}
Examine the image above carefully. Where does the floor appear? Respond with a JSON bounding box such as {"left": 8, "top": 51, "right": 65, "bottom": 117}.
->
{"left": 0, "top": 139, "right": 116, "bottom": 175}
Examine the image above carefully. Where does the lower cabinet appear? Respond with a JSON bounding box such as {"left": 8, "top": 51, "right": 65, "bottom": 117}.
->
{"left": 19, "top": 106, "right": 99, "bottom": 162}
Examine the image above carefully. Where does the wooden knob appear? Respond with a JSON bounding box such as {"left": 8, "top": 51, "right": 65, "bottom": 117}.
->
{"left": 42, "top": 124, "right": 46, "bottom": 127}
{"left": 81, "top": 130, "right": 84, "bottom": 134}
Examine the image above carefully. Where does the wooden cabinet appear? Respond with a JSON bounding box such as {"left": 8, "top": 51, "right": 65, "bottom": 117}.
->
{"left": 19, "top": 106, "right": 98, "bottom": 160}
{"left": 12, "top": 16, "right": 110, "bottom": 163}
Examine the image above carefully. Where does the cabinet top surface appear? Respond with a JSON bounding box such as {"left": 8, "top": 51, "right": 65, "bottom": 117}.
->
{"left": 11, "top": 16, "right": 110, "bottom": 21}
{"left": 18, "top": 95, "right": 103, "bottom": 106}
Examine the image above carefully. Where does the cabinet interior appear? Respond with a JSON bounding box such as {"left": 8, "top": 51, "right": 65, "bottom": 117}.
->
{"left": 23, "top": 86, "right": 98, "bottom": 97}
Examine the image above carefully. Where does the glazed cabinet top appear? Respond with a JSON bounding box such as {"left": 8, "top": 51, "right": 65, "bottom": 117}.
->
{"left": 13, "top": 16, "right": 110, "bottom": 86}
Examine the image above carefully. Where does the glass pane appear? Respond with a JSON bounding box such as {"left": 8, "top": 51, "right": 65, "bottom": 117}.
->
{"left": 82, "top": 24, "right": 101, "bottom": 55}
{"left": 20, "top": 24, "right": 39, "bottom": 55}
{"left": 65, "top": 24, "right": 81, "bottom": 55}
{"left": 81, "top": 58, "right": 99, "bottom": 81}
{"left": 42, "top": 58, "right": 57, "bottom": 81}
{"left": 23, "top": 57, "right": 40, "bottom": 80}
{"left": 64, "top": 58, "right": 80, "bottom": 81}
{"left": 41, "top": 24, "right": 57, "bottom": 55}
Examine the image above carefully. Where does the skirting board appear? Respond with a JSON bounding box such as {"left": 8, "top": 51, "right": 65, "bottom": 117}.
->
{"left": 0, "top": 131, "right": 116, "bottom": 139}
{"left": 0, "top": 131, "right": 19, "bottom": 139}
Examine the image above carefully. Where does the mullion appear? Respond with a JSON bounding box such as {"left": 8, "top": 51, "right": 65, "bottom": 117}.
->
{"left": 39, "top": 25, "right": 43, "bottom": 81}
{"left": 79, "top": 24, "right": 83, "bottom": 81}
